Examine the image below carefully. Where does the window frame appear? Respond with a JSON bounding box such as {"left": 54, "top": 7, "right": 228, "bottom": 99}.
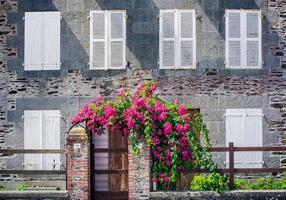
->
{"left": 159, "top": 9, "right": 196, "bottom": 69}
{"left": 90, "top": 10, "right": 126, "bottom": 70}
{"left": 225, "top": 9, "right": 262, "bottom": 69}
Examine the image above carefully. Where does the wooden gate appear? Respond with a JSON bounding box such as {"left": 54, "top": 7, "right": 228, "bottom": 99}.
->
{"left": 91, "top": 129, "right": 128, "bottom": 200}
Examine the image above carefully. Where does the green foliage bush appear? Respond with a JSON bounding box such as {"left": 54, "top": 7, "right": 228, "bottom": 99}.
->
{"left": 190, "top": 173, "right": 229, "bottom": 194}
{"left": 235, "top": 176, "right": 286, "bottom": 190}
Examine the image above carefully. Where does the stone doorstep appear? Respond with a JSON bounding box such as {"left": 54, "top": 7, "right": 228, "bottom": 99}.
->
{"left": 0, "top": 190, "right": 69, "bottom": 198}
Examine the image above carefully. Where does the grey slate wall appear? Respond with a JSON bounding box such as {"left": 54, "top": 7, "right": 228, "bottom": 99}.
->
{"left": 0, "top": 0, "right": 285, "bottom": 183}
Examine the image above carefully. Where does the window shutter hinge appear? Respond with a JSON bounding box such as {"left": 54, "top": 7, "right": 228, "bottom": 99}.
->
{"left": 60, "top": 16, "right": 63, "bottom": 21}
{"left": 157, "top": 15, "right": 160, "bottom": 19}
{"left": 22, "top": 63, "right": 24, "bottom": 66}
{"left": 87, "top": 15, "right": 91, "bottom": 20}
{"left": 22, "top": 17, "right": 25, "bottom": 21}
{"left": 87, "top": 62, "right": 90, "bottom": 66}
{"left": 125, "top": 15, "right": 128, "bottom": 20}
{"left": 157, "top": 62, "right": 160, "bottom": 66}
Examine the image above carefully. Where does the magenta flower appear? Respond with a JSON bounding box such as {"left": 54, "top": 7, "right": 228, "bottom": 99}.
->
{"left": 104, "top": 105, "right": 116, "bottom": 119}
{"left": 178, "top": 105, "right": 187, "bottom": 116}
{"left": 152, "top": 177, "right": 158, "bottom": 183}
{"left": 158, "top": 112, "right": 167, "bottom": 121}
{"left": 127, "top": 119, "right": 135, "bottom": 129}
{"left": 163, "top": 123, "right": 172, "bottom": 136}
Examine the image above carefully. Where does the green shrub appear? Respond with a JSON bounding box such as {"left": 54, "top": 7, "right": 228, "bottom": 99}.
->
{"left": 190, "top": 173, "right": 229, "bottom": 194}
{"left": 235, "top": 176, "right": 286, "bottom": 190}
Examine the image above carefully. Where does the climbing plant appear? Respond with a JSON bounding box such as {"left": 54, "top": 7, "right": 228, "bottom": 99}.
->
{"left": 71, "top": 81, "right": 215, "bottom": 187}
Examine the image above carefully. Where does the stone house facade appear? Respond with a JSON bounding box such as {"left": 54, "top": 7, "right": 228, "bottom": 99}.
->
{"left": 0, "top": 0, "right": 286, "bottom": 198}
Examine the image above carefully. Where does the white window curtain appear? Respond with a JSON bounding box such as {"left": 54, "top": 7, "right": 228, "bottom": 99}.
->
{"left": 159, "top": 10, "right": 196, "bottom": 69}
{"left": 24, "top": 110, "right": 61, "bottom": 170}
{"left": 225, "top": 109, "right": 263, "bottom": 168}
{"left": 90, "top": 10, "right": 126, "bottom": 70}
{"left": 225, "top": 10, "right": 262, "bottom": 69}
{"left": 24, "top": 12, "right": 61, "bottom": 71}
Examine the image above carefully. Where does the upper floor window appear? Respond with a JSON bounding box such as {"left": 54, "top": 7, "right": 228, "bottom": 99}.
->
{"left": 159, "top": 10, "right": 196, "bottom": 69}
{"left": 24, "top": 110, "right": 61, "bottom": 170}
{"left": 225, "top": 109, "right": 263, "bottom": 168}
{"left": 225, "top": 10, "right": 262, "bottom": 69}
{"left": 24, "top": 12, "right": 61, "bottom": 71}
{"left": 90, "top": 10, "right": 126, "bottom": 70}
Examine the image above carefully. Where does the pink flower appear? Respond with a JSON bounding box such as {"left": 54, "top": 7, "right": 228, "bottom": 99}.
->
{"left": 176, "top": 124, "right": 184, "bottom": 133}
{"left": 157, "top": 129, "right": 163, "bottom": 136}
{"left": 152, "top": 177, "right": 158, "bottom": 183}
{"left": 163, "top": 123, "right": 172, "bottom": 136}
{"left": 104, "top": 105, "right": 116, "bottom": 119}
{"left": 166, "top": 149, "right": 171, "bottom": 159}
{"left": 183, "top": 124, "right": 189, "bottom": 132}
{"left": 158, "top": 112, "right": 167, "bottom": 121}
{"left": 151, "top": 136, "right": 161, "bottom": 145}
{"left": 178, "top": 105, "right": 187, "bottom": 116}
{"left": 166, "top": 160, "right": 171, "bottom": 166}
{"left": 163, "top": 176, "right": 169, "bottom": 183}
{"left": 127, "top": 119, "right": 135, "bottom": 128}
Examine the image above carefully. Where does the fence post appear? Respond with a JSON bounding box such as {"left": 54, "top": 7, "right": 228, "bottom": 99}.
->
{"left": 229, "top": 142, "right": 234, "bottom": 190}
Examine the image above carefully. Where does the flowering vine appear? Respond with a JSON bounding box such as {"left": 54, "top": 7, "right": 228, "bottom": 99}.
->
{"left": 71, "top": 81, "right": 215, "bottom": 187}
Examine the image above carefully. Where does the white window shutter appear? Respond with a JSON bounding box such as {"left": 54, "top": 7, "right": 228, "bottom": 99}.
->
{"left": 42, "top": 12, "right": 61, "bottom": 70}
{"left": 226, "top": 109, "right": 263, "bottom": 168}
{"left": 160, "top": 10, "right": 175, "bottom": 68}
{"left": 244, "top": 109, "right": 263, "bottom": 168}
{"left": 42, "top": 110, "right": 61, "bottom": 170}
{"left": 226, "top": 11, "right": 241, "bottom": 68}
{"left": 93, "top": 130, "right": 109, "bottom": 191}
{"left": 246, "top": 12, "right": 261, "bottom": 68}
{"left": 109, "top": 11, "right": 126, "bottom": 69}
{"left": 225, "top": 109, "right": 245, "bottom": 168}
{"left": 179, "top": 11, "right": 195, "bottom": 68}
{"left": 24, "top": 12, "right": 43, "bottom": 70}
{"left": 90, "top": 11, "right": 106, "bottom": 70}
{"left": 24, "top": 110, "right": 43, "bottom": 170}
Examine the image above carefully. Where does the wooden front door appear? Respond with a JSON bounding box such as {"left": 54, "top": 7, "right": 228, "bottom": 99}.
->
{"left": 91, "top": 129, "right": 128, "bottom": 200}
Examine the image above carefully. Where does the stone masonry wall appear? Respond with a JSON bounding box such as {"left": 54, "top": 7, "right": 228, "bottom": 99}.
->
{"left": 0, "top": 0, "right": 285, "bottom": 191}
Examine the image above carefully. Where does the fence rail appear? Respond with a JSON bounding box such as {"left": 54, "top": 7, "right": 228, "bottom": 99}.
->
{"left": 185, "top": 143, "right": 286, "bottom": 190}
{"left": 0, "top": 148, "right": 66, "bottom": 175}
